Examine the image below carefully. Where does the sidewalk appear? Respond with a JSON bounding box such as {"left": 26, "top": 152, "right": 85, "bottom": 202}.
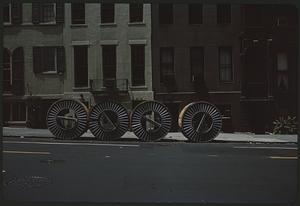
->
{"left": 2, "top": 127, "right": 298, "bottom": 143}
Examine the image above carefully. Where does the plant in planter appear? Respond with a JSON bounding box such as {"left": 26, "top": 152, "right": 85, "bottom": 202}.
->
{"left": 273, "top": 116, "right": 297, "bottom": 134}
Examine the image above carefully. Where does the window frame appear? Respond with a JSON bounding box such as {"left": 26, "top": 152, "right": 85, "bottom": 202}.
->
{"left": 71, "top": 3, "right": 85, "bottom": 25}
{"left": 189, "top": 4, "right": 203, "bottom": 25}
{"left": 3, "top": 49, "right": 12, "bottom": 94}
{"left": 74, "top": 45, "right": 89, "bottom": 88}
{"left": 159, "top": 4, "right": 173, "bottom": 25}
{"left": 102, "top": 45, "right": 117, "bottom": 81}
{"left": 3, "top": 3, "right": 11, "bottom": 24}
{"left": 219, "top": 47, "right": 233, "bottom": 82}
{"left": 101, "top": 3, "right": 115, "bottom": 24}
{"left": 33, "top": 47, "right": 59, "bottom": 74}
{"left": 131, "top": 44, "right": 145, "bottom": 86}
{"left": 40, "top": 3, "right": 56, "bottom": 24}
{"left": 190, "top": 47, "right": 204, "bottom": 82}
{"left": 129, "top": 3, "right": 144, "bottom": 23}
{"left": 217, "top": 4, "right": 231, "bottom": 24}
{"left": 160, "top": 47, "right": 175, "bottom": 82}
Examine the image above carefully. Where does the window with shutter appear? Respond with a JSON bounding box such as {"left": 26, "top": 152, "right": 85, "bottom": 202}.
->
{"left": 11, "top": 1, "right": 22, "bottom": 24}
{"left": 12, "top": 47, "right": 25, "bottom": 95}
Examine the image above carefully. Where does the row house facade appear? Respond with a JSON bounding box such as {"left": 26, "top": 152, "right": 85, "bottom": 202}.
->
{"left": 3, "top": 2, "right": 152, "bottom": 128}
{"left": 3, "top": 2, "right": 298, "bottom": 133}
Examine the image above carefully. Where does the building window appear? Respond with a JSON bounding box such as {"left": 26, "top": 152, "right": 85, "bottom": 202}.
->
{"left": 102, "top": 45, "right": 117, "bottom": 85}
{"left": 4, "top": 102, "right": 27, "bottom": 122}
{"left": 219, "top": 47, "right": 233, "bottom": 82}
{"left": 131, "top": 45, "right": 145, "bottom": 86}
{"left": 101, "top": 3, "right": 115, "bottom": 23}
{"left": 33, "top": 47, "right": 65, "bottom": 75}
{"left": 217, "top": 4, "right": 231, "bottom": 24}
{"left": 74, "top": 46, "right": 88, "bottom": 87}
{"left": 3, "top": 3, "right": 11, "bottom": 23}
{"left": 245, "top": 5, "right": 263, "bottom": 26}
{"left": 33, "top": 47, "right": 57, "bottom": 73}
{"left": 189, "top": 4, "right": 202, "bottom": 24}
{"left": 276, "top": 53, "right": 289, "bottom": 92}
{"left": 159, "top": 4, "right": 173, "bottom": 24}
{"left": 3, "top": 49, "right": 12, "bottom": 93}
{"left": 190, "top": 47, "right": 204, "bottom": 82}
{"left": 160, "top": 47, "right": 174, "bottom": 82}
{"left": 129, "top": 3, "right": 143, "bottom": 23}
{"left": 41, "top": 3, "right": 56, "bottom": 23}
{"left": 71, "top": 3, "right": 85, "bottom": 24}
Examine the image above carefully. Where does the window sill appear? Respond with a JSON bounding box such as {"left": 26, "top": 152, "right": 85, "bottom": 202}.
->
{"left": 130, "top": 85, "right": 147, "bottom": 90}
{"left": 73, "top": 87, "right": 90, "bottom": 91}
{"left": 220, "top": 81, "right": 233, "bottom": 84}
{"left": 42, "top": 71, "right": 60, "bottom": 75}
{"left": 189, "top": 23, "right": 203, "bottom": 26}
{"left": 71, "top": 24, "right": 88, "bottom": 28}
{"left": 3, "top": 22, "right": 12, "bottom": 26}
{"left": 39, "top": 21, "right": 57, "bottom": 25}
{"left": 128, "top": 22, "right": 146, "bottom": 26}
{"left": 99, "top": 23, "right": 117, "bottom": 27}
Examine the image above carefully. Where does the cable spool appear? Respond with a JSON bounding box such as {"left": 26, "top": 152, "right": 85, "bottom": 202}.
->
{"left": 89, "top": 101, "right": 129, "bottom": 140}
{"left": 178, "top": 101, "right": 222, "bottom": 142}
{"left": 131, "top": 101, "right": 172, "bottom": 141}
{"left": 47, "top": 99, "right": 89, "bottom": 139}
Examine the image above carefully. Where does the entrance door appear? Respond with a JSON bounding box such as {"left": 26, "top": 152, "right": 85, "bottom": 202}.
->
{"left": 244, "top": 43, "right": 267, "bottom": 97}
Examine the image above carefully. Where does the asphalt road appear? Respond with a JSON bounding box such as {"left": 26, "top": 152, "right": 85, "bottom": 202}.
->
{"left": 2, "top": 137, "right": 298, "bottom": 203}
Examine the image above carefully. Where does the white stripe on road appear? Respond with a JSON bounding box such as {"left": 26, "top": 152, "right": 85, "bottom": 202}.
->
{"left": 3, "top": 141, "right": 140, "bottom": 147}
{"left": 234, "top": 146, "right": 297, "bottom": 150}
{"left": 3, "top": 150, "right": 51, "bottom": 155}
{"left": 269, "top": 156, "right": 298, "bottom": 160}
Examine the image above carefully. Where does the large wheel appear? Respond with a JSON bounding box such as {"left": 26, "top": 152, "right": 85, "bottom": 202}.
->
{"left": 178, "top": 101, "right": 222, "bottom": 142}
{"left": 131, "top": 101, "right": 172, "bottom": 141}
{"left": 47, "top": 99, "right": 89, "bottom": 139}
{"left": 89, "top": 101, "right": 129, "bottom": 140}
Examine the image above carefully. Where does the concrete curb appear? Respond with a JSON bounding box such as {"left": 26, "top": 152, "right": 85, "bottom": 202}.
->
{"left": 2, "top": 127, "right": 298, "bottom": 143}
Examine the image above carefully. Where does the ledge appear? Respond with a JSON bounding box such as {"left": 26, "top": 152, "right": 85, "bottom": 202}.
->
{"left": 128, "top": 22, "right": 146, "bottom": 26}
{"left": 99, "top": 23, "right": 117, "bottom": 27}
{"left": 70, "top": 24, "right": 88, "bottom": 28}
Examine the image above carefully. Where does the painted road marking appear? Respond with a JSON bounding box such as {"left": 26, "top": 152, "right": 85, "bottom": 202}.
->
{"left": 269, "top": 156, "right": 298, "bottom": 160}
{"left": 3, "top": 150, "right": 51, "bottom": 155}
{"left": 3, "top": 141, "right": 140, "bottom": 147}
{"left": 234, "top": 146, "right": 297, "bottom": 150}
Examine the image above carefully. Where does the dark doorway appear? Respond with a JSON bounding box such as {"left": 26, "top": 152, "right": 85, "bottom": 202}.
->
{"left": 244, "top": 43, "right": 268, "bottom": 97}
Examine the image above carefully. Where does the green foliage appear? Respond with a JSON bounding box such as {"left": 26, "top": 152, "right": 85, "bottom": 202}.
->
{"left": 273, "top": 116, "right": 297, "bottom": 134}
